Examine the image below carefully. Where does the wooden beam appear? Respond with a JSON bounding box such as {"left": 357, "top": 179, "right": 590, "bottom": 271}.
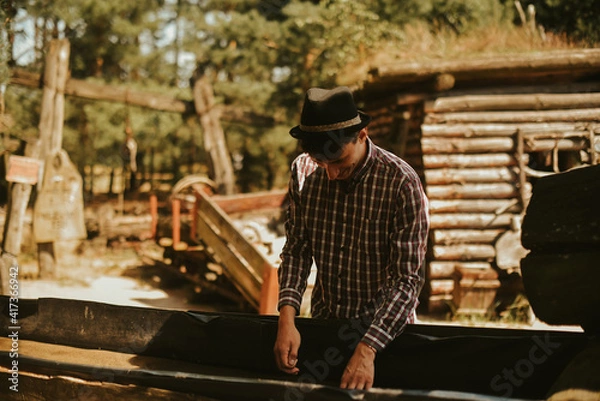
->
{"left": 211, "top": 189, "right": 287, "bottom": 215}
{"left": 370, "top": 49, "right": 600, "bottom": 84}
{"left": 430, "top": 213, "right": 515, "bottom": 229}
{"left": 421, "top": 122, "right": 600, "bottom": 137}
{"left": 192, "top": 76, "right": 235, "bottom": 195}
{"left": 429, "top": 92, "right": 600, "bottom": 113}
{"left": 433, "top": 244, "right": 496, "bottom": 261}
{"left": 425, "top": 108, "right": 600, "bottom": 124}
{"left": 429, "top": 199, "right": 521, "bottom": 214}
{"left": 423, "top": 153, "right": 517, "bottom": 168}
{"left": 426, "top": 183, "right": 518, "bottom": 199}
{"left": 425, "top": 167, "right": 518, "bottom": 184}
{"left": 431, "top": 229, "right": 505, "bottom": 245}
{"left": 9, "top": 68, "right": 275, "bottom": 125}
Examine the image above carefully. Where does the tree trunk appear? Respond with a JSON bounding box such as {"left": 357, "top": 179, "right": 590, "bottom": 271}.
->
{"left": 192, "top": 76, "right": 235, "bottom": 195}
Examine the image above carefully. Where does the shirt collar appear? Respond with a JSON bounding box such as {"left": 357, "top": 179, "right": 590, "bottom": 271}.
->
{"left": 342, "top": 137, "right": 375, "bottom": 192}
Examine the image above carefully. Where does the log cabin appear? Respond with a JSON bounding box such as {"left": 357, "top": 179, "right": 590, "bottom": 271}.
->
{"left": 352, "top": 48, "right": 600, "bottom": 316}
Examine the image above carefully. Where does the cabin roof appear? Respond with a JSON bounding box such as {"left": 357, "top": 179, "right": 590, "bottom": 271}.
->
{"left": 354, "top": 48, "right": 600, "bottom": 101}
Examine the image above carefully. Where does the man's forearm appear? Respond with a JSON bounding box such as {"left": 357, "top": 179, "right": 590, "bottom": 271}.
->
{"left": 278, "top": 305, "right": 297, "bottom": 326}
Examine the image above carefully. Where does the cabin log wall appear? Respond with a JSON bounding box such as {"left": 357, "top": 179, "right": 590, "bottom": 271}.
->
{"left": 366, "top": 84, "right": 600, "bottom": 315}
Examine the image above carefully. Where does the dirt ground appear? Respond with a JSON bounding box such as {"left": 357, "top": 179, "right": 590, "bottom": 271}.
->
{"left": 17, "top": 238, "right": 238, "bottom": 313}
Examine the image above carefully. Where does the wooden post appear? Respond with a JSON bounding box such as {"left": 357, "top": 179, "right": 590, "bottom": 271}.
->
{"left": 36, "top": 38, "right": 70, "bottom": 278}
{"left": 259, "top": 264, "right": 279, "bottom": 315}
{"left": 0, "top": 140, "right": 41, "bottom": 294}
{"left": 192, "top": 75, "right": 235, "bottom": 195}
{"left": 190, "top": 197, "right": 198, "bottom": 242}
{"left": 150, "top": 194, "right": 158, "bottom": 240}
{"left": 172, "top": 198, "right": 181, "bottom": 248}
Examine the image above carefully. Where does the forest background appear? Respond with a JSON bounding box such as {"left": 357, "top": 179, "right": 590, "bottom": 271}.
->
{"left": 1, "top": 0, "right": 599, "bottom": 195}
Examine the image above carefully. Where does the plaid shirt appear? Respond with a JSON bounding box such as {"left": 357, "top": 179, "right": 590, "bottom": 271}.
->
{"left": 278, "top": 138, "right": 430, "bottom": 351}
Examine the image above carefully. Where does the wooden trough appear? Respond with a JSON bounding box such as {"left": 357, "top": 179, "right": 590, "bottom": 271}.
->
{"left": 0, "top": 296, "right": 594, "bottom": 401}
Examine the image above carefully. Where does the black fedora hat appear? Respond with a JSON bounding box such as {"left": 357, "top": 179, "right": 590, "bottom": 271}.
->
{"left": 289, "top": 86, "right": 371, "bottom": 138}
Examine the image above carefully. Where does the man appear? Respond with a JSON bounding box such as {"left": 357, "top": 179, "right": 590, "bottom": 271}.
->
{"left": 273, "top": 86, "right": 430, "bottom": 390}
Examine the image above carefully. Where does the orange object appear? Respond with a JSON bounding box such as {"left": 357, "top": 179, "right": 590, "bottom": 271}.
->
{"left": 259, "top": 264, "right": 279, "bottom": 315}
{"left": 172, "top": 198, "right": 181, "bottom": 247}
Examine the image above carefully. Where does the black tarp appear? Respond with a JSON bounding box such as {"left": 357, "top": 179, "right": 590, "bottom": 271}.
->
{"left": 0, "top": 296, "right": 589, "bottom": 400}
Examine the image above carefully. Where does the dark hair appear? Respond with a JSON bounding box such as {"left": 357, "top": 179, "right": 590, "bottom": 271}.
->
{"left": 299, "top": 129, "right": 360, "bottom": 161}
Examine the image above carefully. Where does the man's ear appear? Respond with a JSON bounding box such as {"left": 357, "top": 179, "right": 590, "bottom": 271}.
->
{"left": 358, "top": 128, "right": 368, "bottom": 142}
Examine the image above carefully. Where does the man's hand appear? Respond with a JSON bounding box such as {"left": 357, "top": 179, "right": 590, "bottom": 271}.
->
{"left": 340, "top": 342, "right": 376, "bottom": 390}
{"left": 273, "top": 305, "right": 301, "bottom": 375}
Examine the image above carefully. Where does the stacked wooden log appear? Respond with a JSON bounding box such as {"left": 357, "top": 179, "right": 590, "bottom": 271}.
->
{"left": 520, "top": 164, "right": 600, "bottom": 332}
{"left": 418, "top": 89, "right": 600, "bottom": 315}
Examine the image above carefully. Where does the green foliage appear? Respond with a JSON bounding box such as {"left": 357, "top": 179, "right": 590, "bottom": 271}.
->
{"left": 528, "top": 0, "right": 600, "bottom": 44}
{"left": 3, "top": 0, "right": 595, "bottom": 194}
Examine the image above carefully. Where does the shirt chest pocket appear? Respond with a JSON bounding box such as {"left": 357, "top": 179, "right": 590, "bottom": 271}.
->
{"left": 353, "top": 219, "right": 388, "bottom": 258}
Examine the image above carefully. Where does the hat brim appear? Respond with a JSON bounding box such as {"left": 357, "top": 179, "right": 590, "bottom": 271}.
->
{"left": 289, "top": 111, "right": 371, "bottom": 139}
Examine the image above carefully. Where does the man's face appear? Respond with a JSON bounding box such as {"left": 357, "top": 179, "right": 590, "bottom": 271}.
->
{"left": 310, "top": 130, "right": 367, "bottom": 181}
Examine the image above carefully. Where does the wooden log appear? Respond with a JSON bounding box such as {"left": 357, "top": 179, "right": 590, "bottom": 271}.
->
{"left": 429, "top": 199, "right": 521, "bottom": 213}
{"left": 454, "top": 278, "right": 500, "bottom": 315}
{"left": 36, "top": 39, "right": 71, "bottom": 279}
{"left": 428, "top": 262, "right": 458, "bottom": 279}
{"left": 525, "top": 137, "right": 590, "bottom": 152}
{"left": 10, "top": 68, "right": 276, "bottom": 126}
{"left": 455, "top": 263, "right": 498, "bottom": 281}
{"left": 194, "top": 215, "right": 261, "bottom": 309}
{"left": 432, "top": 229, "right": 504, "bottom": 244}
{"left": 439, "top": 81, "right": 600, "bottom": 98}
{"left": 192, "top": 76, "right": 235, "bottom": 195}
{"left": 423, "top": 153, "right": 517, "bottom": 168}
{"left": 429, "top": 279, "right": 455, "bottom": 295}
{"left": 421, "top": 137, "right": 514, "bottom": 154}
{"left": 370, "top": 49, "right": 600, "bottom": 84}
{"left": 430, "top": 213, "right": 515, "bottom": 229}
{"left": 429, "top": 92, "right": 600, "bottom": 113}
{"left": 424, "top": 108, "right": 600, "bottom": 124}
{"left": 37, "top": 41, "right": 59, "bottom": 163}
{"left": 425, "top": 167, "right": 518, "bottom": 184}
{"left": 521, "top": 164, "right": 600, "bottom": 250}
{"left": 421, "top": 136, "right": 590, "bottom": 154}
{"left": 195, "top": 190, "right": 267, "bottom": 279}
{"left": 211, "top": 189, "right": 287, "bottom": 215}
{"left": 1, "top": 368, "right": 205, "bottom": 401}
{"left": 426, "top": 294, "right": 454, "bottom": 314}
{"left": 427, "top": 183, "right": 518, "bottom": 199}
{"left": 429, "top": 261, "right": 493, "bottom": 279}
{"left": 521, "top": 250, "right": 600, "bottom": 330}
{"left": 421, "top": 122, "right": 598, "bottom": 137}
{"left": 433, "top": 244, "right": 496, "bottom": 261}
